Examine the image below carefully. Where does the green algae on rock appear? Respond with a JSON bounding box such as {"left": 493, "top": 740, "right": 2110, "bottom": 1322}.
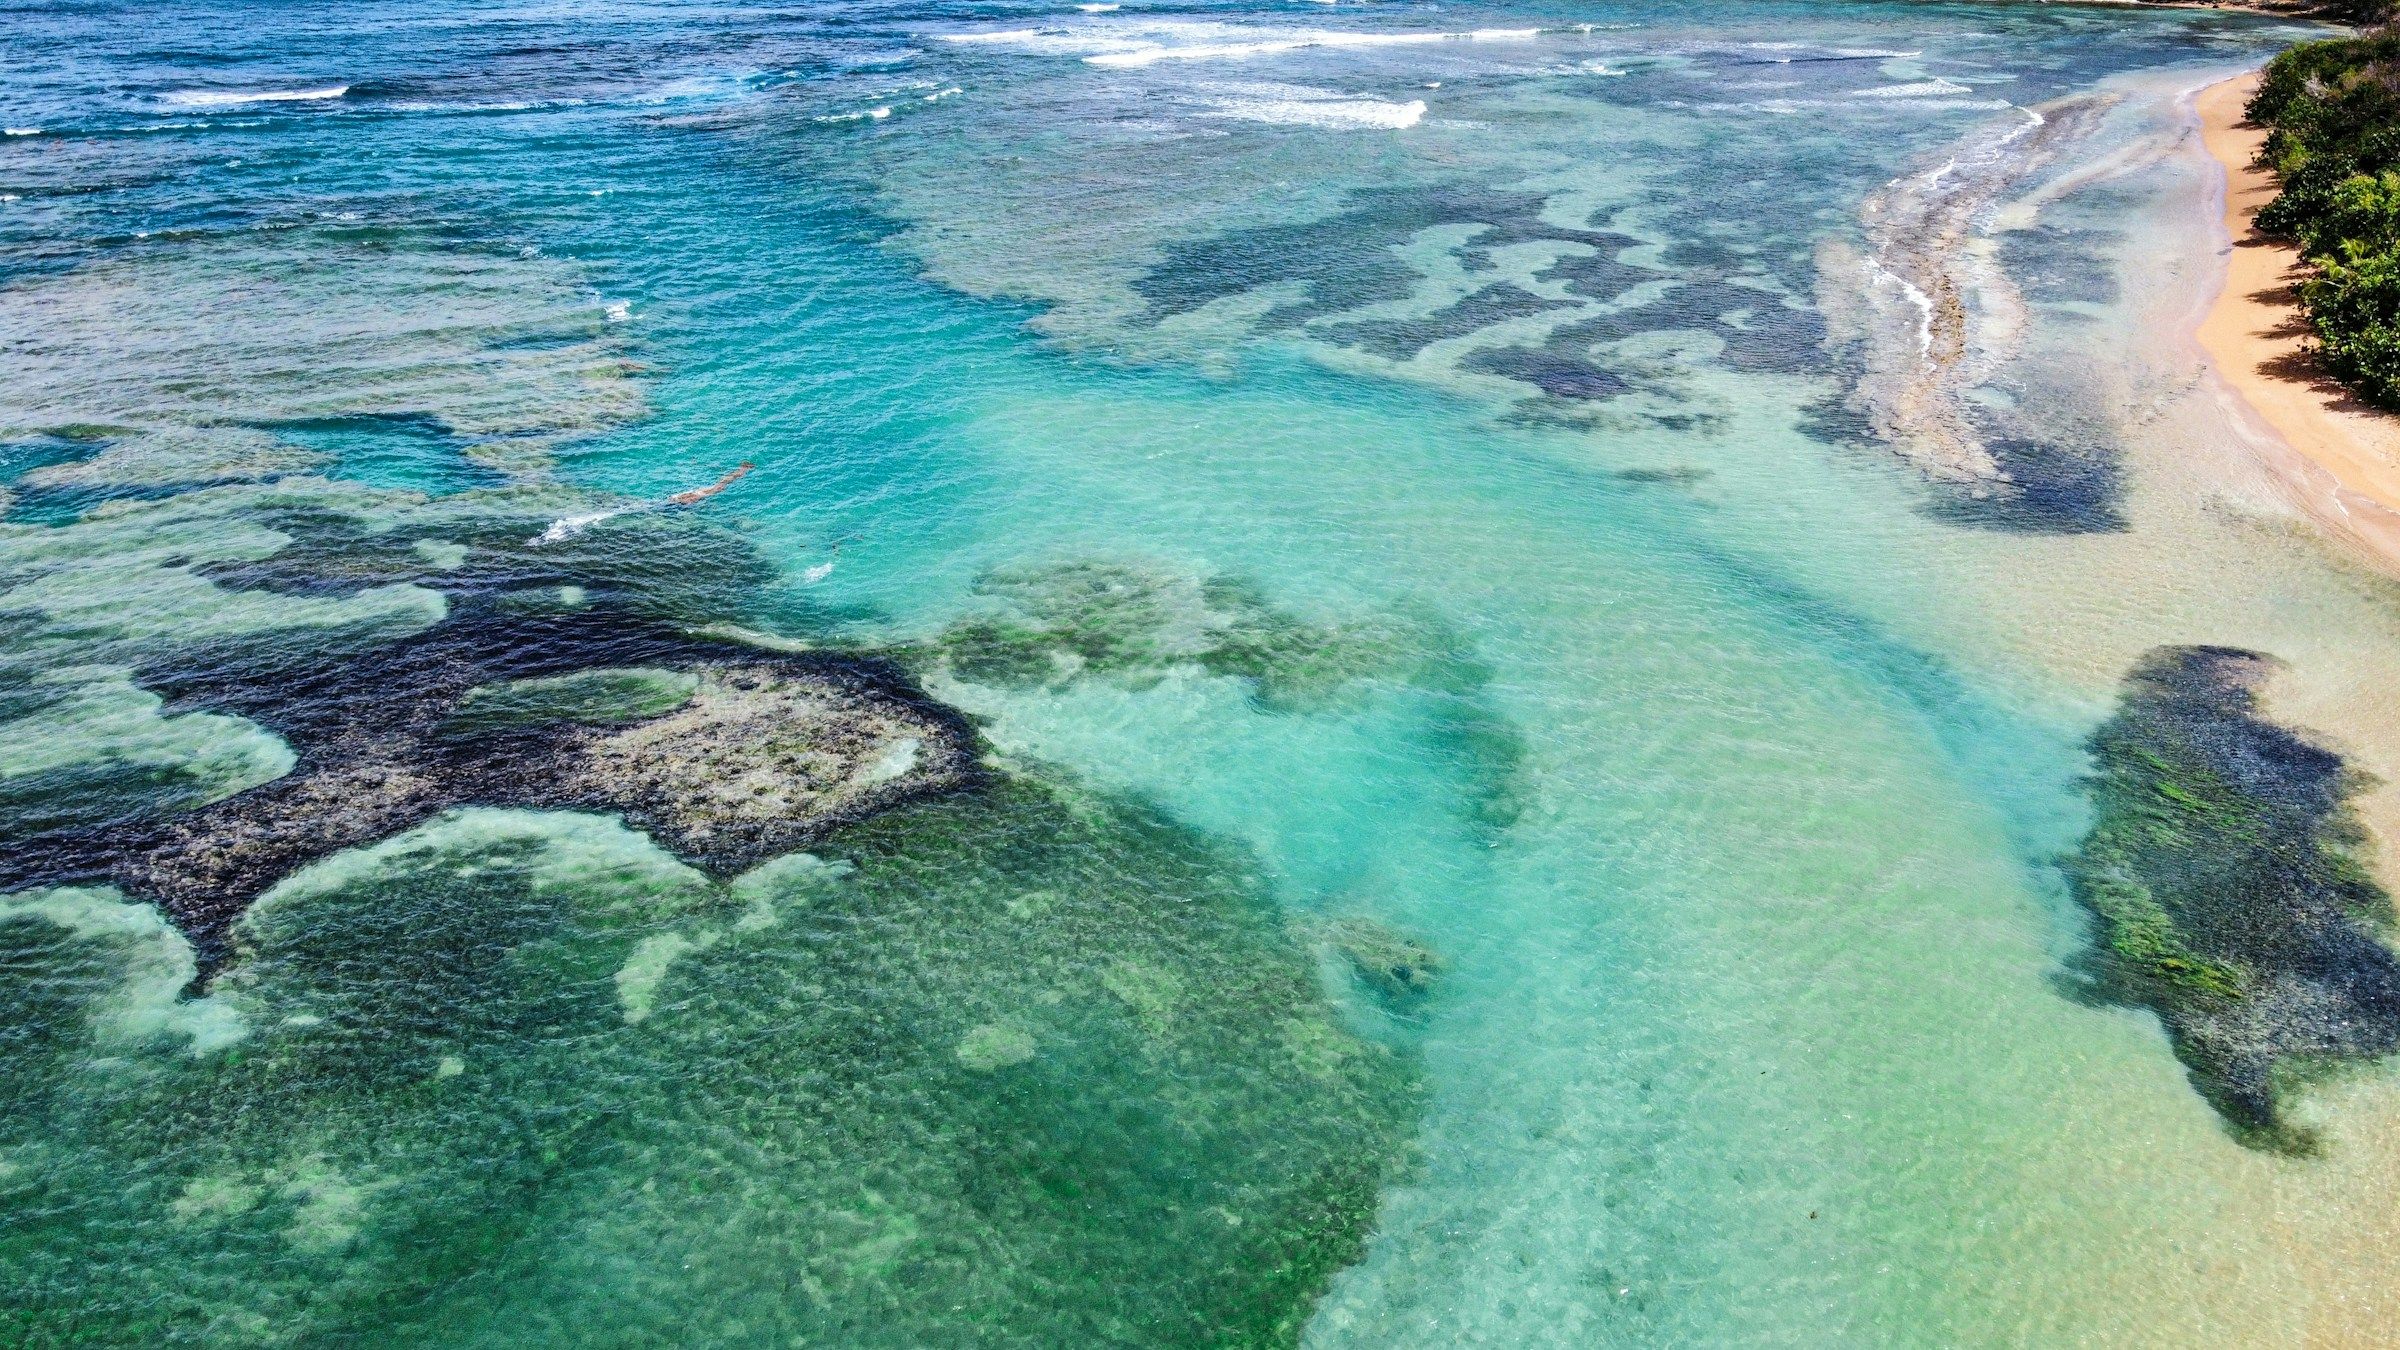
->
{"left": 920, "top": 557, "right": 1534, "bottom": 835}
{"left": 2066, "top": 646, "right": 2400, "bottom": 1147}
{"left": 0, "top": 777, "right": 1418, "bottom": 1347}
{"left": 438, "top": 667, "right": 700, "bottom": 738}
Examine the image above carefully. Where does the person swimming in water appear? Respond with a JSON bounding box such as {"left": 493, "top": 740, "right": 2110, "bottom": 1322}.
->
{"left": 527, "top": 462, "right": 756, "bottom": 546}
{"left": 664, "top": 461, "right": 753, "bottom": 506}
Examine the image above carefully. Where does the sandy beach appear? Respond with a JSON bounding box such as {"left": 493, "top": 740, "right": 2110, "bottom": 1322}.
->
{"left": 2195, "top": 71, "right": 2400, "bottom": 569}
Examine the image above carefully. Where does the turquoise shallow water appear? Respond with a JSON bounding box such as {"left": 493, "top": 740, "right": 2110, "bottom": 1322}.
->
{"left": 13, "top": 0, "right": 2400, "bottom": 1344}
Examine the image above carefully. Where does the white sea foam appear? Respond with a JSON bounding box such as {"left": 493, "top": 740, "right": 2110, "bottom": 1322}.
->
{"left": 1857, "top": 79, "right": 1973, "bottom": 99}
{"left": 1089, "top": 28, "right": 1539, "bottom": 69}
{"left": 1743, "top": 42, "right": 1919, "bottom": 58}
{"left": 942, "top": 20, "right": 1543, "bottom": 69}
{"left": 938, "top": 27, "right": 1147, "bottom": 56}
{"left": 3, "top": 128, "right": 39, "bottom": 137}
{"left": 160, "top": 85, "right": 348, "bottom": 109}
{"left": 387, "top": 98, "right": 576, "bottom": 114}
{"left": 530, "top": 507, "right": 633, "bottom": 546}
{"left": 1205, "top": 92, "right": 1425, "bottom": 128}
{"left": 924, "top": 87, "right": 963, "bottom": 102}
{"left": 1077, "top": 2, "right": 1120, "bottom": 10}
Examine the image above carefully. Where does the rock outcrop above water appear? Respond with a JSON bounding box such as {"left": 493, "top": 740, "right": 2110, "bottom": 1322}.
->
{"left": 5, "top": 605, "right": 978, "bottom": 967}
{"left": 2067, "top": 646, "right": 2400, "bottom": 1148}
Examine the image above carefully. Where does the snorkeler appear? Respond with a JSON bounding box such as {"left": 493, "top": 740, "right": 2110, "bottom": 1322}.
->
{"left": 665, "top": 461, "right": 753, "bottom": 506}
{"left": 528, "top": 462, "right": 757, "bottom": 546}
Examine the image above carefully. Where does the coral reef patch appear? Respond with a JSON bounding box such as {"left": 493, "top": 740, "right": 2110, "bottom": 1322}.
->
{"left": 2066, "top": 646, "right": 2400, "bottom": 1147}
{"left": 0, "top": 226, "right": 648, "bottom": 480}
{"left": 1131, "top": 184, "right": 1634, "bottom": 332}
{"left": 922, "top": 559, "right": 1478, "bottom": 710}
{"left": 915, "top": 558, "right": 1531, "bottom": 836}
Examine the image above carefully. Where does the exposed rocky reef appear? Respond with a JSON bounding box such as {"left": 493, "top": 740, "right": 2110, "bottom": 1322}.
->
{"left": 2067, "top": 646, "right": 2400, "bottom": 1147}
{"left": 6, "top": 560, "right": 975, "bottom": 967}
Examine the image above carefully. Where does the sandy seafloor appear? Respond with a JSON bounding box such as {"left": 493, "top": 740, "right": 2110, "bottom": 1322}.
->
{"left": 9, "top": 0, "right": 2400, "bottom": 1344}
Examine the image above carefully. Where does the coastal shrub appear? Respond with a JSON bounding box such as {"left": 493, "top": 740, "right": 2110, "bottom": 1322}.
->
{"left": 2250, "top": 33, "right": 2400, "bottom": 127}
{"left": 2254, "top": 151, "right": 2360, "bottom": 239}
{"left": 2249, "top": 34, "right": 2400, "bottom": 407}
{"left": 2305, "top": 244, "right": 2400, "bottom": 400}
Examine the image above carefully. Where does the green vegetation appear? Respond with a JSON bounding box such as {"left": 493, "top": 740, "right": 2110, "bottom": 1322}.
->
{"left": 2249, "top": 31, "right": 2400, "bottom": 403}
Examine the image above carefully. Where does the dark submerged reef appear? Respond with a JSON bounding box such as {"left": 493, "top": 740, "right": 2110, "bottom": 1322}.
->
{"left": 1132, "top": 184, "right": 1635, "bottom": 331}
{"left": 1130, "top": 179, "right": 1819, "bottom": 422}
{"left": 2066, "top": 646, "right": 2400, "bottom": 1147}
{"left": 1921, "top": 430, "right": 2125, "bottom": 536}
